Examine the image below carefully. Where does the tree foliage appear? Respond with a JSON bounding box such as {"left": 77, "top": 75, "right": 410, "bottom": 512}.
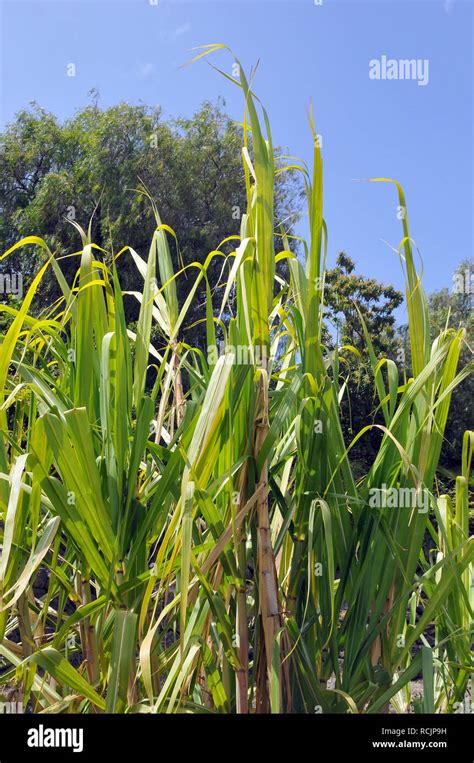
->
{"left": 0, "top": 99, "right": 303, "bottom": 342}
{"left": 427, "top": 260, "right": 473, "bottom": 467}
{"left": 323, "top": 252, "right": 403, "bottom": 472}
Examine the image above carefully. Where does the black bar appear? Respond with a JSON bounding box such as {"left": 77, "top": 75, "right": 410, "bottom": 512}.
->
{"left": 0, "top": 712, "right": 471, "bottom": 761}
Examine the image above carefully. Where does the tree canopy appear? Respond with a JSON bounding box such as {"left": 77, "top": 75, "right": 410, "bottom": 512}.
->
{"left": 0, "top": 99, "right": 302, "bottom": 340}
{"left": 426, "top": 260, "right": 473, "bottom": 467}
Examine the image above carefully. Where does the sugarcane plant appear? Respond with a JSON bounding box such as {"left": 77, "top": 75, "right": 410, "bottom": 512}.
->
{"left": 0, "top": 45, "right": 472, "bottom": 714}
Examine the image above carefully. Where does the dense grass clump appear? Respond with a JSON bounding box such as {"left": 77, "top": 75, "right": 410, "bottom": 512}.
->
{"left": 0, "top": 46, "right": 472, "bottom": 714}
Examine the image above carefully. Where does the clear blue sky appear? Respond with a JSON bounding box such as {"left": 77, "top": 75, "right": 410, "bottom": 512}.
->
{"left": 0, "top": 0, "right": 472, "bottom": 322}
